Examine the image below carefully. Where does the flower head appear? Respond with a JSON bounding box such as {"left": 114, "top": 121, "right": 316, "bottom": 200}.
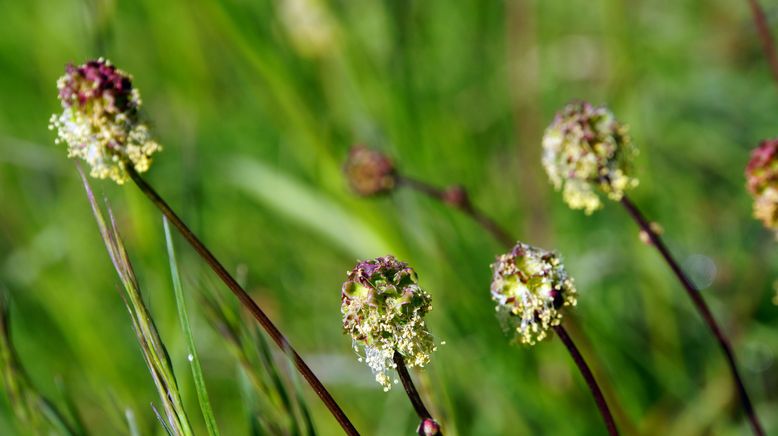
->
{"left": 542, "top": 101, "right": 638, "bottom": 214}
{"left": 343, "top": 145, "right": 397, "bottom": 196}
{"left": 341, "top": 256, "right": 435, "bottom": 390}
{"left": 490, "top": 243, "right": 577, "bottom": 345}
{"left": 50, "top": 58, "right": 161, "bottom": 184}
{"left": 746, "top": 139, "right": 778, "bottom": 235}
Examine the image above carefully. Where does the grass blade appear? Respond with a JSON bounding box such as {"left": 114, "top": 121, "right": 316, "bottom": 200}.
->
{"left": 163, "top": 217, "right": 220, "bottom": 436}
{"left": 79, "top": 167, "right": 193, "bottom": 436}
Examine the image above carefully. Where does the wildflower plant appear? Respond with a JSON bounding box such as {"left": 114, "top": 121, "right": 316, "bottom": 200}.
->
{"left": 746, "top": 138, "right": 778, "bottom": 235}
{"left": 542, "top": 101, "right": 638, "bottom": 214}
{"left": 341, "top": 256, "right": 436, "bottom": 391}
{"left": 489, "top": 243, "right": 617, "bottom": 434}
{"left": 53, "top": 59, "right": 358, "bottom": 434}
{"left": 490, "top": 243, "right": 577, "bottom": 345}
{"left": 50, "top": 59, "right": 161, "bottom": 184}
{"left": 542, "top": 102, "right": 764, "bottom": 434}
{"left": 343, "top": 144, "right": 514, "bottom": 247}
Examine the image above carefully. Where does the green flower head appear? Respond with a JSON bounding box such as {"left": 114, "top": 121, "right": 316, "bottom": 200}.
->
{"left": 50, "top": 58, "right": 161, "bottom": 184}
{"left": 341, "top": 256, "right": 435, "bottom": 390}
{"left": 542, "top": 101, "right": 638, "bottom": 214}
{"left": 490, "top": 243, "right": 577, "bottom": 345}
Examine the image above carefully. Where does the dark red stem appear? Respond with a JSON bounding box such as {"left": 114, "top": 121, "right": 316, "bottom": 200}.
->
{"left": 397, "top": 175, "right": 515, "bottom": 248}
{"left": 127, "top": 168, "right": 359, "bottom": 436}
{"left": 746, "top": 0, "right": 778, "bottom": 87}
{"left": 392, "top": 351, "right": 442, "bottom": 435}
{"left": 552, "top": 325, "right": 619, "bottom": 436}
{"left": 620, "top": 196, "right": 763, "bottom": 436}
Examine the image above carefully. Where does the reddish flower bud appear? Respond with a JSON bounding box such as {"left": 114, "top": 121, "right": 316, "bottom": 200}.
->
{"left": 343, "top": 145, "right": 397, "bottom": 196}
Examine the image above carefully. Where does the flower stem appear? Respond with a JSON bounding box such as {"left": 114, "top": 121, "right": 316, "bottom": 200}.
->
{"left": 127, "top": 167, "right": 359, "bottom": 436}
{"left": 619, "top": 195, "right": 764, "bottom": 436}
{"left": 552, "top": 325, "right": 619, "bottom": 436}
{"left": 397, "top": 175, "right": 515, "bottom": 248}
{"left": 392, "top": 351, "right": 442, "bottom": 435}
{"left": 746, "top": 0, "right": 778, "bottom": 87}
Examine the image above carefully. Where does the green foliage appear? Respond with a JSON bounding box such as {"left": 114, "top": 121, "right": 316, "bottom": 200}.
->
{"left": 199, "top": 272, "right": 317, "bottom": 435}
{"left": 0, "top": 291, "right": 83, "bottom": 435}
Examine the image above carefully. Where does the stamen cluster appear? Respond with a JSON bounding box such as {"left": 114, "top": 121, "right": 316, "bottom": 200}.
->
{"left": 50, "top": 58, "right": 160, "bottom": 184}
{"left": 542, "top": 101, "right": 638, "bottom": 214}
{"left": 490, "top": 243, "right": 577, "bottom": 345}
{"left": 341, "top": 256, "right": 435, "bottom": 390}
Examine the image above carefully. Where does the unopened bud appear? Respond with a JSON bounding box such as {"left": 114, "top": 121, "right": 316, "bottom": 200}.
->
{"left": 417, "top": 418, "right": 441, "bottom": 436}
{"left": 343, "top": 145, "right": 397, "bottom": 196}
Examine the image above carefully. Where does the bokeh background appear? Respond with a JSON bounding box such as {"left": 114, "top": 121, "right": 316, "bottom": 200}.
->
{"left": 1, "top": 0, "right": 777, "bottom": 434}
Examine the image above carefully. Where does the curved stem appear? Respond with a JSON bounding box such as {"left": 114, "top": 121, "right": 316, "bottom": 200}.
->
{"left": 397, "top": 175, "right": 515, "bottom": 248}
{"left": 620, "top": 196, "right": 764, "bottom": 436}
{"left": 746, "top": 0, "right": 778, "bottom": 87}
{"left": 127, "top": 168, "right": 359, "bottom": 436}
{"left": 392, "top": 351, "right": 442, "bottom": 435}
{"left": 552, "top": 325, "right": 619, "bottom": 436}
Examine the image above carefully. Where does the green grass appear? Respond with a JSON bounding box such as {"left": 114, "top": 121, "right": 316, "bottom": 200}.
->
{"left": 163, "top": 218, "right": 219, "bottom": 436}
{"left": 1, "top": 0, "right": 777, "bottom": 434}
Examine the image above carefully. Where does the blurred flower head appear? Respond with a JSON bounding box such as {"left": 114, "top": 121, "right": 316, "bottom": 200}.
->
{"left": 341, "top": 256, "right": 435, "bottom": 390}
{"left": 542, "top": 101, "right": 638, "bottom": 214}
{"left": 490, "top": 243, "right": 577, "bottom": 345}
{"left": 50, "top": 58, "right": 161, "bottom": 184}
{"left": 343, "top": 145, "right": 397, "bottom": 196}
{"left": 746, "top": 139, "right": 778, "bottom": 235}
{"left": 279, "top": 0, "right": 336, "bottom": 58}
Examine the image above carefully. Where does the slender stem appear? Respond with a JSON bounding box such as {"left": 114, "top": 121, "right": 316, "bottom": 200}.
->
{"left": 746, "top": 0, "right": 778, "bottom": 87}
{"left": 619, "top": 196, "right": 764, "bottom": 436}
{"left": 392, "top": 351, "right": 442, "bottom": 435}
{"left": 397, "top": 175, "right": 515, "bottom": 248}
{"left": 127, "top": 168, "right": 359, "bottom": 436}
{"left": 552, "top": 325, "right": 619, "bottom": 436}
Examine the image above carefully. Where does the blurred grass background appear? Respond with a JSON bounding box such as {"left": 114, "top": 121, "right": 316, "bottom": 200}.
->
{"left": 0, "top": 0, "right": 777, "bottom": 434}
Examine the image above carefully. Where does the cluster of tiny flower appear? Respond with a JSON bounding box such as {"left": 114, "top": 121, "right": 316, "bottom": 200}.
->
{"left": 490, "top": 243, "right": 577, "bottom": 345}
{"left": 343, "top": 145, "right": 397, "bottom": 196}
{"left": 49, "top": 58, "right": 161, "bottom": 184}
{"left": 746, "top": 138, "right": 778, "bottom": 236}
{"left": 341, "top": 256, "right": 436, "bottom": 390}
{"left": 542, "top": 101, "right": 638, "bottom": 214}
